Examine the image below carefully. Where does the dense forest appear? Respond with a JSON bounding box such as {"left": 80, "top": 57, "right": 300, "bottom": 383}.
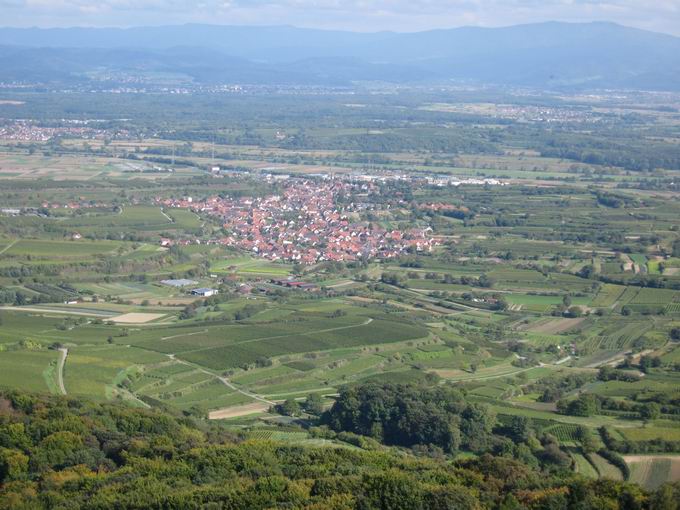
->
{"left": 0, "top": 388, "right": 679, "bottom": 509}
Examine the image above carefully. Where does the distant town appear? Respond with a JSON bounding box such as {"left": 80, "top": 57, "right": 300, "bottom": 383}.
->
{"left": 158, "top": 177, "right": 444, "bottom": 264}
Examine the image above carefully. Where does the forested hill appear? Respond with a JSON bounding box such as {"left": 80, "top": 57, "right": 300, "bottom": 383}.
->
{"left": 1, "top": 22, "right": 680, "bottom": 90}
{"left": 0, "top": 389, "right": 678, "bottom": 509}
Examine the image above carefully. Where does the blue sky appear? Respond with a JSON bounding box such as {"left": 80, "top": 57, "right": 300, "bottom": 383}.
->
{"left": 1, "top": 0, "right": 679, "bottom": 36}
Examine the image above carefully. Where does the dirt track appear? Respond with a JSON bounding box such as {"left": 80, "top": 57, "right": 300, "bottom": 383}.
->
{"left": 208, "top": 402, "right": 270, "bottom": 420}
{"left": 57, "top": 348, "right": 68, "bottom": 395}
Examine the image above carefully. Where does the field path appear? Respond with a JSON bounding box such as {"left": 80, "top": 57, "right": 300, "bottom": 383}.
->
{"left": 0, "top": 239, "right": 18, "bottom": 255}
{"left": 208, "top": 402, "right": 270, "bottom": 420}
{"left": 161, "top": 329, "right": 208, "bottom": 341}
{"left": 584, "top": 350, "right": 628, "bottom": 368}
{"left": 56, "top": 348, "right": 68, "bottom": 395}
{"left": 162, "top": 319, "right": 379, "bottom": 411}
{"left": 160, "top": 208, "right": 174, "bottom": 223}
{"left": 0, "top": 306, "right": 115, "bottom": 318}
{"left": 389, "top": 284, "right": 475, "bottom": 312}
{"left": 180, "top": 317, "right": 374, "bottom": 355}
{"left": 168, "top": 354, "right": 275, "bottom": 406}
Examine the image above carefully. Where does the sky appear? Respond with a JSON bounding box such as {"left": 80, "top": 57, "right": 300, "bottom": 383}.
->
{"left": 1, "top": 0, "right": 679, "bottom": 36}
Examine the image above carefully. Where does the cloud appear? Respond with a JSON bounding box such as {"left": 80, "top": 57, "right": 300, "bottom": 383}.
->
{"left": 1, "top": 0, "right": 679, "bottom": 36}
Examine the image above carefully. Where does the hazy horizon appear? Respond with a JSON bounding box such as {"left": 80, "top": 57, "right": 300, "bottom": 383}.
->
{"left": 1, "top": 1, "right": 679, "bottom": 37}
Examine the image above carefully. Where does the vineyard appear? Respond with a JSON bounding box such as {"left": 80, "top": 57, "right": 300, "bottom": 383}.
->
{"left": 591, "top": 284, "right": 625, "bottom": 308}
{"left": 246, "top": 429, "right": 309, "bottom": 442}
{"left": 543, "top": 424, "right": 583, "bottom": 444}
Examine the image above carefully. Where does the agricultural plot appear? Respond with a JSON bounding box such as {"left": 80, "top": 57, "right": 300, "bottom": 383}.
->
{"left": 583, "top": 319, "right": 654, "bottom": 352}
{"left": 629, "top": 288, "right": 679, "bottom": 305}
{"left": 525, "top": 317, "right": 586, "bottom": 334}
{"left": 179, "top": 318, "right": 427, "bottom": 371}
{"left": 77, "top": 282, "right": 173, "bottom": 300}
{"left": 110, "top": 313, "right": 167, "bottom": 324}
{"left": 661, "top": 345, "right": 680, "bottom": 363}
{"left": 165, "top": 208, "right": 203, "bottom": 229}
{"left": 591, "top": 284, "right": 625, "bottom": 308}
{"left": 543, "top": 424, "right": 583, "bottom": 444}
{"left": 626, "top": 456, "right": 680, "bottom": 489}
{"left": 131, "top": 315, "right": 366, "bottom": 352}
{"left": 616, "top": 287, "right": 641, "bottom": 307}
{"left": 589, "top": 453, "right": 624, "bottom": 481}
{"left": 2, "top": 239, "right": 122, "bottom": 259}
{"left": 505, "top": 294, "right": 590, "bottom": 313}
{"left": 0, "top": 349, "right": 59, "bottom": 393}
{"left": 589, "top": 373, "right": 680, "bottom": 399}
{"left": 156, "top": 380, "right": 254, "bottom": 411}
{"left": 64, "top": 346, "right": 167, "bottom": 400}
{"left": 245, "top": 429, "right": 309, "bottom": 442}
{"left": 0, "top": 311, "right": 67, "bottom": 344}
{"left": 622, "top": 427, "right": 680, "bottom": 442}
{"left": 572, "top": 452, "right": 599, "bottom": 479}
{"left": 210, "top": 257, "right": 292, "bottom": 276}
{"left": 63, "top": 206, "right": 173, "bottom": 231}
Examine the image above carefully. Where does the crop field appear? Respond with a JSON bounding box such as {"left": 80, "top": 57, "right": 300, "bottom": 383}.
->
{"left": 159, "top": 380, "right": 254, "bottom": 411}
{"left": 591, "top": 284, "right": 626, "bottom": 307}
{"left": 130, "top": 315, "right": 367, "bottom": 351}
{"left": 210, "top": 257, "right": 292, "bottom": 276}
{"left": 165, "top": 208, "right": 203, "bottom": 229}
{"left": 622, "top": 427, "right": 680, "bottom": 442}
{"left": 76, "top": 281, "right": 168, "bottom": 298}
{"left": 589, "top": 453, "right": 624, "bottom": 481}
{"left": 0, "top": 311, "right": 68, "bottom": 344}
{"left": 0, "top": 349, "right": 59, "bottom": 393}
{"left": 661, "top": 345, "right": 680, "bottom": 363}
{"left": 505, "top": 293, "right": 591, "bottom": 311}
{"left": 572, "top": 452, "right": 599, "bottom": 479}
{"left": 2, "top": 238, "right": 123, "bottom": 258}
{"left": 524, "top": 317, "right": 586, "bottom": 334}
{"left": 64, "top": 346, "right": 168, "bottom": 400}
{"left": 63, "top": 206, "right": 173, "bottom": 230}
{"left": 582, "top": 319, "right": 654, "bottom": 352}
{"left": 626, "top": 456, "right": 680, "bottom": 489}
{"left": 589, "top": 374, "right": 680, "bottom": 399}
{"left": 544, "top": 424, "right": 583, "bottom": 444}
{"left": 178, "top": 318, "right": 427, "bottom": 370}
{"left": 629, "top": 288, "right": 679, "bottom": 305}
{"left": 245, "top": 429, "right": 309, "bottom": 442}
{"left": 616, "top": 287, "right": 641, "bottom": 307}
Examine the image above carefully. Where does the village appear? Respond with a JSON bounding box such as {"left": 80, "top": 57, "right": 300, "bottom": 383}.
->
{"left": 157, "top": 178, "right": 440, "bottom": 264}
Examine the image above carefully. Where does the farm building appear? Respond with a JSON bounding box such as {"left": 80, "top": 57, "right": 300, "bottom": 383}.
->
{"left": 270, "top": 278, "right": 319, "bottom": 291}
{"left": 191, "top": 288, "right": 219, "bottom": 297}
{"left": 161, "top": 279, "right": 198, "bottom": 288}
{"left": 237, "top": 284, "right": 253, "bottom": 295}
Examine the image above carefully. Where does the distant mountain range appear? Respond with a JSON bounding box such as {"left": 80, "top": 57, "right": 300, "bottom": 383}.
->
{"left": 1, "top": 22, "right": 679, "bottom": 90}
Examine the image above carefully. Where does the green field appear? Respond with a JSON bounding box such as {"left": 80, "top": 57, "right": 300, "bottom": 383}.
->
{"left": 627, "top": 456, "right": 680, "bottom": 489}
{"left": 0, "top": 349, "right": 59, "bottom": 393}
